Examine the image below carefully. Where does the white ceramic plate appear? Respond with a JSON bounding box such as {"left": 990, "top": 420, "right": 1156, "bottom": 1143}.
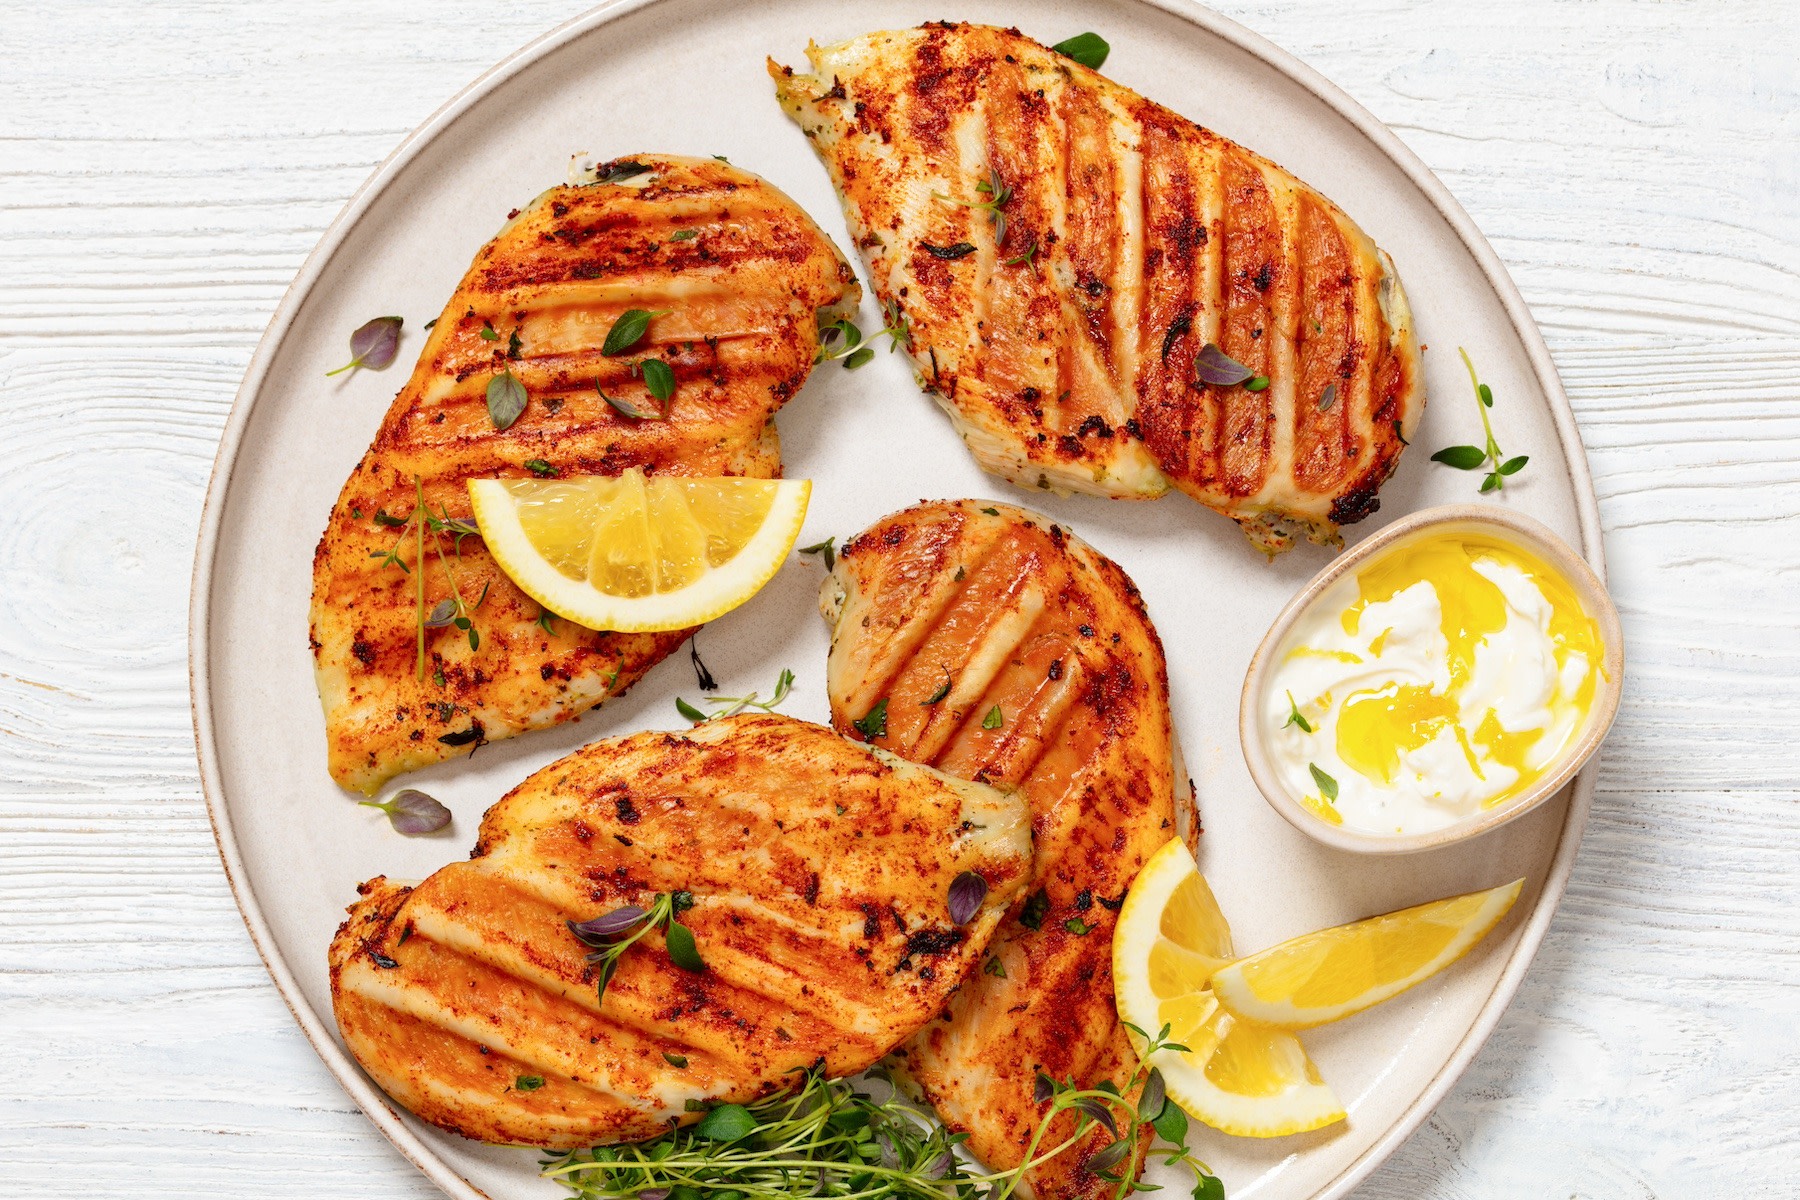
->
{"left": 190, "top": 2, "right": 1603, "bottom": 1198}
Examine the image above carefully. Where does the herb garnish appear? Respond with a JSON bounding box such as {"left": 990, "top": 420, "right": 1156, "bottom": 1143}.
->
{"left": 1318, "top": 383, "right": 1338, "bottom": 413}
{"left": 1309, "top": 763, "right": 1339, "bottom": 803}
{"left": 515, "top": 1075, "right": 546, "bottom": 1092}
{"left": 368, "top": 476, "right": 487, "bottom": 677}
{"left": 479, "top": 320, "right": 500, "bottom": 342}
{"left": 798, "top": 536, "right": 837, "bottom": 572}
{"left": 593, "top": 161, "right": 653, "bottom": 185}
{"left": 536, "top": 608, "right": 558, "bottom": 634}
{"left": 1431, "top": 349, "right": 1527, "bottom": 492}
{"left": 1051, "top": 31, "right": 1111, "bottom": 70}
{"left": 983, "top": 954, "right": 1007, "bottom": 978}
{"left": 816, "top": 302, "right": 912, "bottom": 370}
{"left": 327, "top": 315, "right": 404, "bottom": 377}
{"left": 1064, "top": 916, "right": 1096, "bottom": 936}
{"left": 922, "top": 670, "right": 953, "bottom": 706}
{"left": 544, "top": 1025, "right": 1221, "bottom": 1200}
{"left": 1003, "top": 237, "right": 1041, "bottom": 274}
{"left": 597, "top": 379, "right": 664, "bottom": 421}
{"left": 662, "top": 1051, "right": 689, "bottom": 1068}
{"left": 946, "top": 871, "right": 988, "bottom": 925}
{"left": 1018, "top": 889, "right": 1050, "bottom": 930}
{"left": 932, "top": 168, "right": 1013, "bottom": 246}
{"left": 602, "top": 308, "right": 670, "bottom": 357}
{"left": 670, "top": 228, "right": 699, "bottom": 241}
{"left": 979, "top": 506, "right": 1000, "bottom": 516}
{"left": 567, "top": 890, "right": 702, "bottom": 1004}
{"left": 676, "top": 669, "right": 796, "bottom": 724}
{"left": 852, "top": 698, "right": 889, "bottom": 740}
{"left": 524, "top": 458, "right": 559, "bottom": 478}
{"left": 982, "top": 705, "right": 1004, "bottom": 730}
{"left": 1283, "top": 690, "right": 1313, "bottom": 733}
{"left": 487, "top": 370, "right": 527, "bottom": 430}
{"left": 640, "top": 357, "right": 676, "bottom": 403}
{"left": 921, "top": 241, "right": 978, "bottom": 260}
{"left": 1192, "top": 342, "right": 1265, "bottom": 389}
{"left": 359, "top": 788, "right": 452, "bottom": 835}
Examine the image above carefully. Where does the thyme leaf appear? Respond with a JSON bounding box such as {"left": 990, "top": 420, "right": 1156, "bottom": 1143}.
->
{"left": 852, "top": 697, "right": 889, "bottom": 740}
{"left": 1051, "top": 31, "right": 1111, "bottom": 70}
{"left": 676, "top": 669, "right": 797, "bottom": 724}
{"left": 798, "top": 536, "right": 837, "bottom": 572}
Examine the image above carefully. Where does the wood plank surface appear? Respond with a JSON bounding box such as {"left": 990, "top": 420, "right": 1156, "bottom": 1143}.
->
{"left": 2, "top": 1, "right": 1796, "bottom": 1197}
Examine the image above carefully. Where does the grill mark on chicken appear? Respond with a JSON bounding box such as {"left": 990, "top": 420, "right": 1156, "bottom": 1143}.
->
{"left": 330, "top": 715, "right": 1032, "bottom": 1148}
{"left": 311, "top": 156, "right": 858, "bottom": 793}
{"left": 774, "top": 24, "right": 1421, "bottom": 549}
{"left": 822, "top": 501, "right": 1188, "bottom": 1199}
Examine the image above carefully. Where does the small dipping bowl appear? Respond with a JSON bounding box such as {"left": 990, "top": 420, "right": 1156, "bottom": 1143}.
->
{"left": 1241, "top": 505, "right": 1623, "bottom": 854}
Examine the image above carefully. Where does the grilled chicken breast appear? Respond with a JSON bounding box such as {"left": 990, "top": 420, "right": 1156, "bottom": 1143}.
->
{"left": 821, "top": 501, "right": 1193, "bottom": 1198}
{"left": 312, "top": 155, "right": 859, "bottom": 793}
{"left": 330, "top": 713, "right": 1031, "bottom": 1148}
{"left": 774, "top": 24, "right": 1423, "bottom": 553}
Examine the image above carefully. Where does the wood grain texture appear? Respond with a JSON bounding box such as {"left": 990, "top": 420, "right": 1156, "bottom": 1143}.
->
{"left": 2, "top": 2, "right": 1796, "bottom": 1197}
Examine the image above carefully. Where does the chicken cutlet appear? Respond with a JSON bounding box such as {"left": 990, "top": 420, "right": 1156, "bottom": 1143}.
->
{"left": 773, "top": 23, "right": 1423, "bottom": 553}
{"left": 312, "top": 155, "right": 859, "bottom": 794}
{"left": 820, "top": 500, "right": 1194, "bottom": 1198}
{"left": 330, "top": 713, "right": 1031, "bottom": 1148}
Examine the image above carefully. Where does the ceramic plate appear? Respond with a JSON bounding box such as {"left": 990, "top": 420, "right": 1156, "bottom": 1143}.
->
{"left": 190, "top": 2, "right": 1603, "bottom": 1197}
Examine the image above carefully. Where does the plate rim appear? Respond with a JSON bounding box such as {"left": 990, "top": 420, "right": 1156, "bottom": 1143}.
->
{"left": 187, "top": 3, "right": 1603, "bottom": 1198}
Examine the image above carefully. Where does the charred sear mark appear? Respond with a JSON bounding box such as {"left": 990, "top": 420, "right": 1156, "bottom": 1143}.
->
{"left": 905, "top": 927, "right": 968, "bottom": 958}
{"left": 614, "top": 795, "right": 641, "bottom": 825}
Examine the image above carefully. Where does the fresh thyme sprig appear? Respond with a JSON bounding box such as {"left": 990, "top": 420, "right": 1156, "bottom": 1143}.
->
{"left": 366, "top": 477, "right": 487, "bottom": 679}
{"left": 676, "top": 669, "right": 796, "bottom": 724}
{"left": 1430, "top": 348, "right": 1528, "bottom": 492}
{"left": 542, "top": 1023, "right": 1223, "bottom": 1200}
{"left": 816, "top": 301, "right": 912, "bottom": 370}
{"left": 932, "top": 168, "right": 1013, "bottom": 246}
{"left": 568, "top": 891, "right": 703, "bottom": 1005}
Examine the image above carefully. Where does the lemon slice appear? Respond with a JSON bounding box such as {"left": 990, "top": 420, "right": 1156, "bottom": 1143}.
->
{"left": 468, "top": 470, "right": 810, "bottom": 632}
{"left": 1209, "top": 878, "right": 1523, "bottom": 1029}
{"left": 1114, "top": 839, "right": 1345, "bottom": 1138}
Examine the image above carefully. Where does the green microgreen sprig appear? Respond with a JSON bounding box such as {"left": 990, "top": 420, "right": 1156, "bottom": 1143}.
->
{"left": 567, "top": 891, "right": 703, "bottom": 1005}
{"left": 816, "top": 300, "right": 912, "bottom": 370}
{"left": 676, "top": 669, "right": 796, "bottom": 724}
{"left": 1430, "top": 348, "right": 1528, "bottom": 493}
{"left": 367, "top": 477, "right": 487, "bottom": 679}
{"left": 1283, "top": 690, "right": 1313, "bottom": 734}
{"left": 543, "top": 1023, "right": 1222, "bottom": 1200}
{"left": 932, "top": 168, "right": 1013, "bottom": 246}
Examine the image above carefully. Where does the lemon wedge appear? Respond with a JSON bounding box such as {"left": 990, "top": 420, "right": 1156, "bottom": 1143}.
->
{"left": 1208, "top": 878, "right": 1523, "bottom": 1029}
{"left": 468, "top": 470, "right": 810, "bottom": 632}
{"left": 1114, "top": 839, "right": 1345, "bottom": 1138}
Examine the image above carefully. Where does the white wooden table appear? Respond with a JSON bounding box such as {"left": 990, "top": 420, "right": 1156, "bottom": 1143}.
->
{"left": 4, "top": 2, "right": 1795, "bottom": 1196}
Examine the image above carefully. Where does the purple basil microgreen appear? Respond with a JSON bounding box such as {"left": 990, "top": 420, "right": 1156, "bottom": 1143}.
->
{"left": 1137, "top": 1066, "right": 1167, "bottom": 1123}
{"left": 1033, "top": 1072, "right": 1057, "bottom": 1105}
{"left": 424, "top": 599, "right": 457, "bottom": 629}
{"left": 1074, "top": 1097, "right": 1120, "bottom": 1137}
{"left": 327, "top": 315, "right": 403, "bottom": 377}
{"left": 569, "top": 906, "right": 651, "bottom": 944}
{"left": 359, "top": 788, "right": 452, "bottom": 836}
{"left": 1192, "top": 342, "right": 1254, "bottom": 387}
{"left": 947, "top": 871, "right": 989, "bottom": 925}
{"left": 1086, "top": 1137, "right": 1132, "bottom": 1176}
